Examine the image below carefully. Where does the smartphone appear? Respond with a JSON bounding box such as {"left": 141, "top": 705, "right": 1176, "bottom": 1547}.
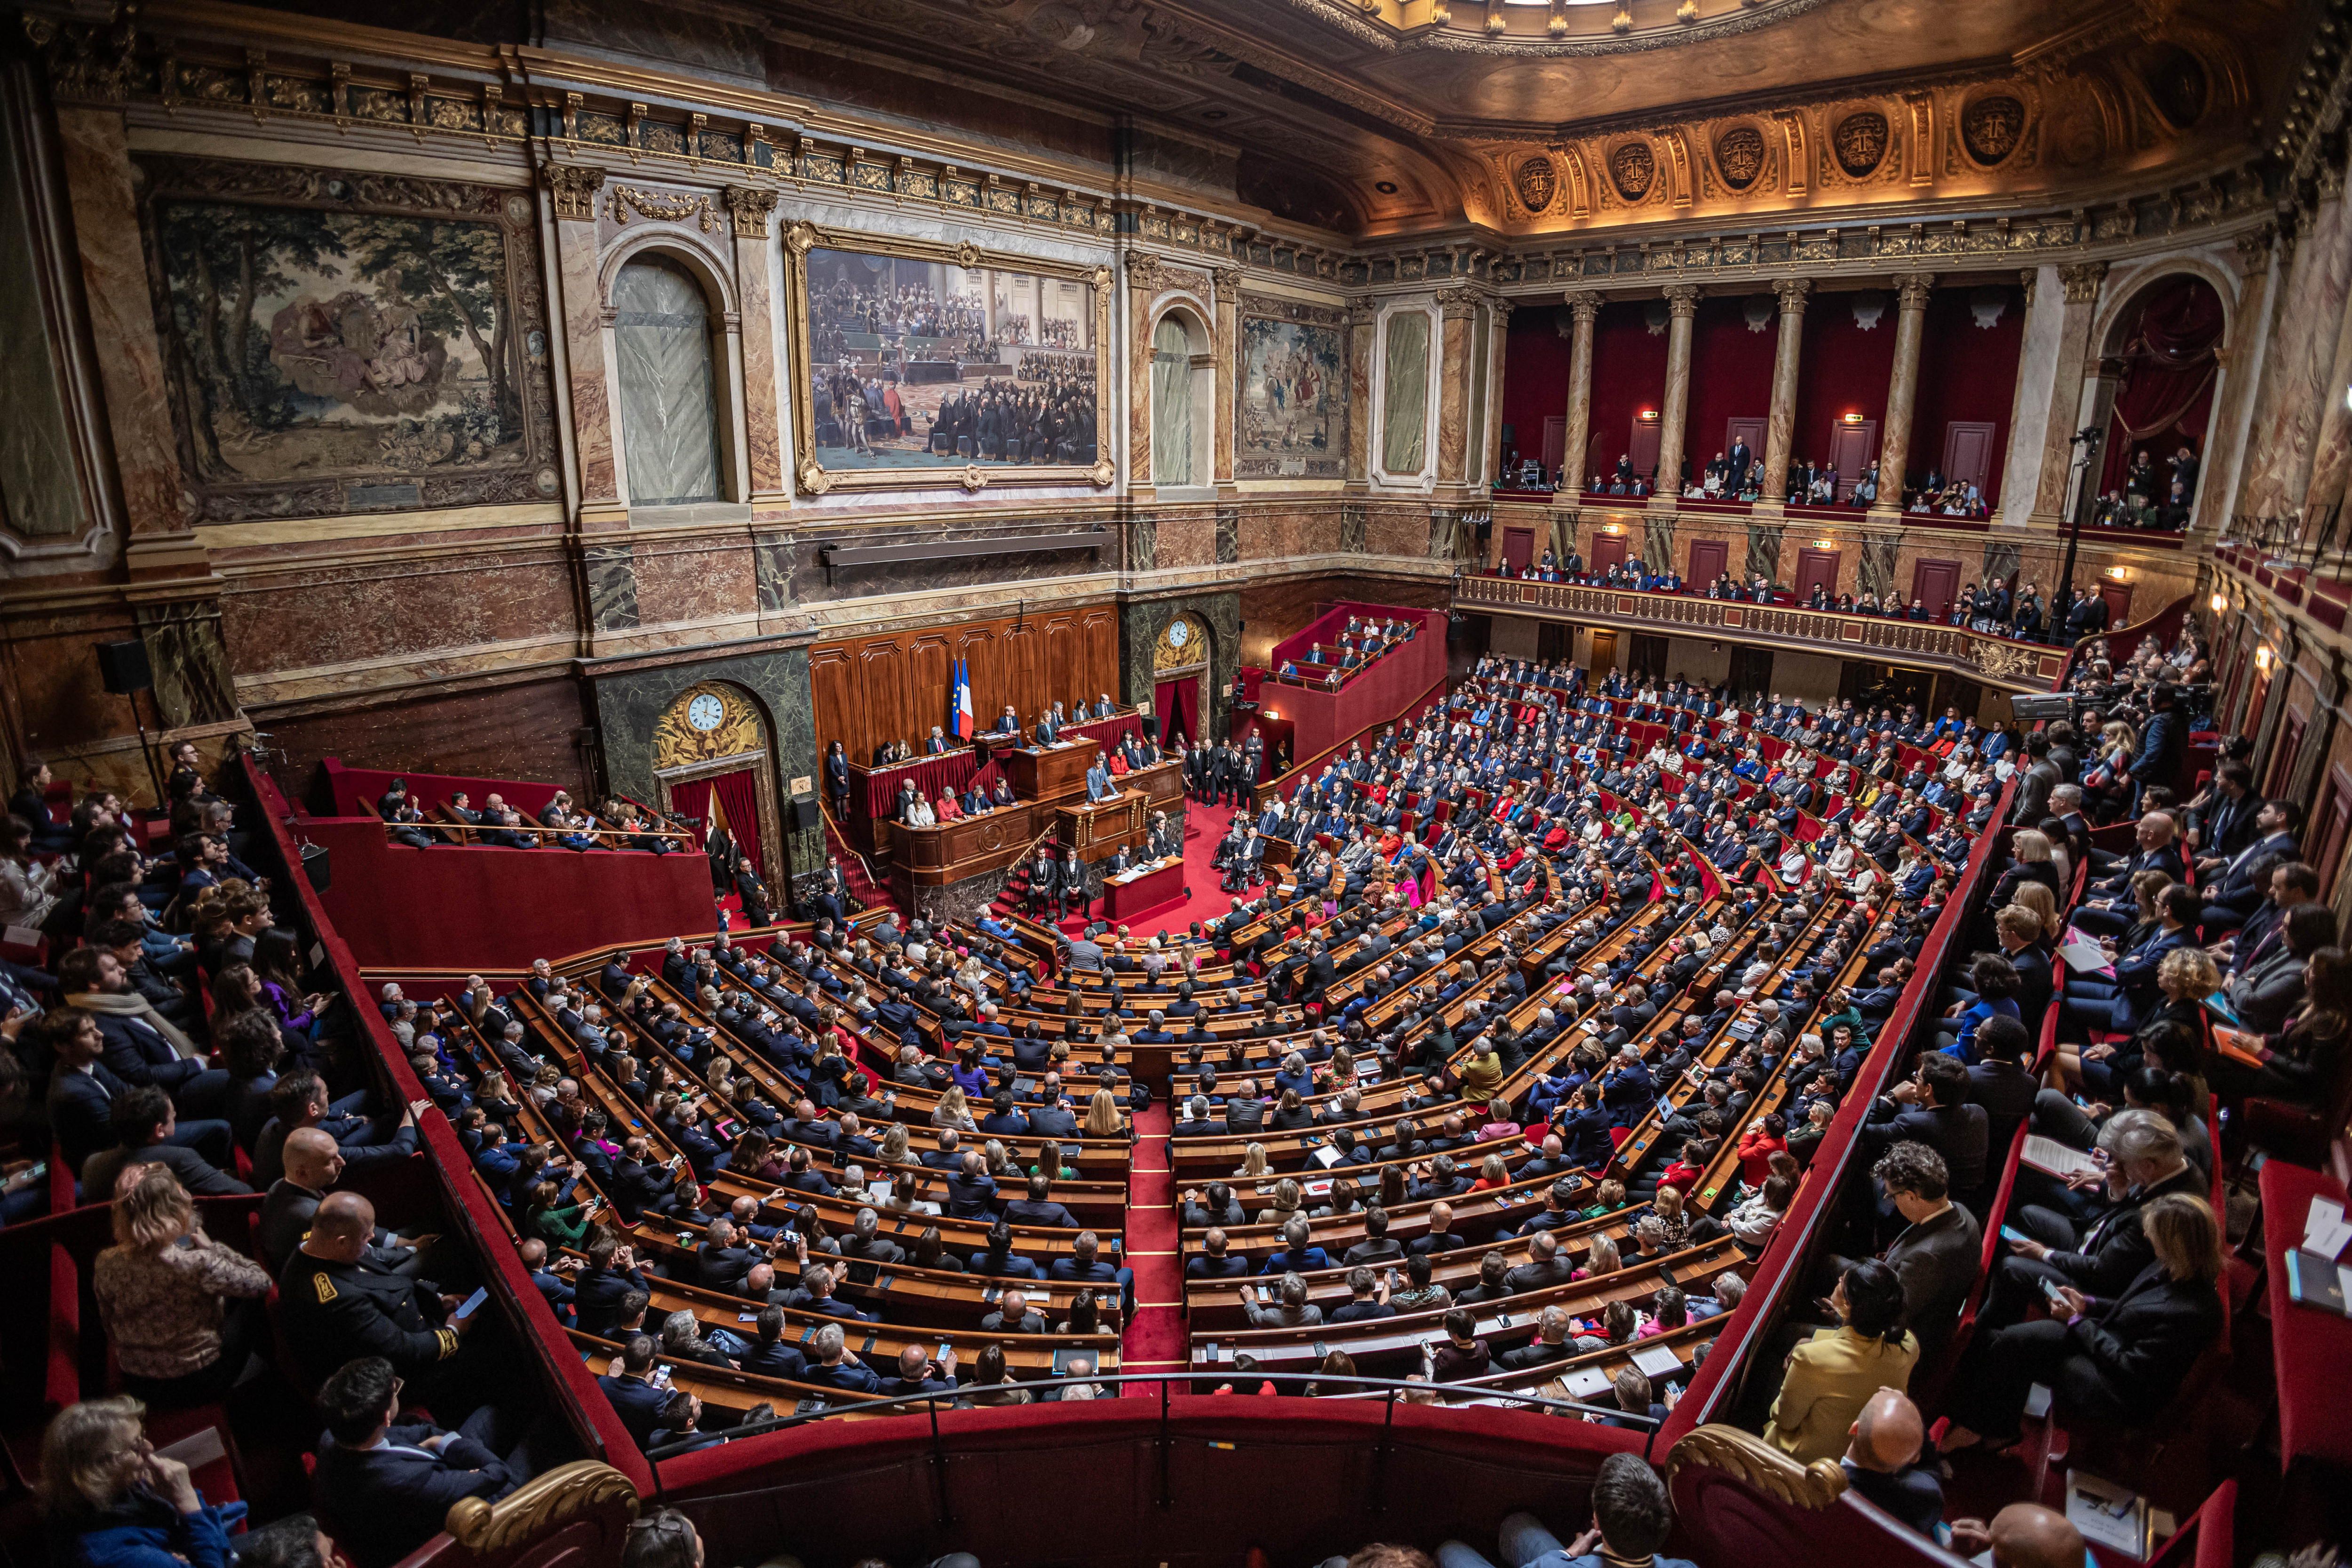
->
{"left": 2039, "top": 1276, "right": 2066, "bottom": 1304}
{"left": 938, "top": 1340, "right": 953, "bottom": 1360}
{"left": 23, "top": 1162, "right": 45, "bottom": 1182}
{"left": 1999, "top": 1226, "right": 2031, "bottom": 1245}
{"left": 453, "top": 1286, "right": 490, "bottom": 1320}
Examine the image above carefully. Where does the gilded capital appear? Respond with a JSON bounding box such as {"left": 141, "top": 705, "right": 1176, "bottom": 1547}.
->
{"left": 1125, "top": 249, "right": 1164, "bottom": 294}
{"left": 541, "top": 163, "right": 605, "bottom": 223}
{"left": 1348, "top": 294, "right": 1381, "bottom": 325}
{"left": 1663, "top": 282, "right": 1701, "bottom": 318}
{"left": 1212, "top": 265, "right": 1243, "bottom": 296}
{"left": 2235, "top": 225, "right": 2277, "bottom": 278}
{"left": 1772, "top": 277, "right": 1811, "bottom": 315}
{"left": 2058, "top": 261, "right": 2107, "bottom": 304}
{"left": 1435, "top": 285, "right": 1481, "bottom": 319}
{"left": 2018, "top": 267, "right": 2038, "bottom": 306}
{"left": 1565, "top": 288, "right": 1604, "bottom": 324}
{"left": 1893, "top": 272, "right": 1935, "bottom": 311}
{"left": 722, "top": 185, "right": 779, "bottom": 239}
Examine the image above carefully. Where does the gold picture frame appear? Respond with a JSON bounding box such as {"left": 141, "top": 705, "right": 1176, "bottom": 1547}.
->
{"left": 782, "top": 222, "right": 1114, "bottom": 495}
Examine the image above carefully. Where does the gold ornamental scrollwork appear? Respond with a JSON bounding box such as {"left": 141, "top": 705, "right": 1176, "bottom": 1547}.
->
{"left": 608, "top": 184, "right": 719, "bottom": 233}
{"left": 1665, "top": 1425, "right": 1849, "bottom": 1510}
{"left": 783, "top": 220, "right": 820, "bottom": 256}
{"left": 653, "top": 682, "right": 766, "bottom": 770}
{"left": 1090, "top": 458, "right": 1116, "bottom": 487}
{"left": 541, "top": 163, "right": 605, "bottom": 222}
{"left": 445, "top": 1461, "right": 641, "bottom": 1553}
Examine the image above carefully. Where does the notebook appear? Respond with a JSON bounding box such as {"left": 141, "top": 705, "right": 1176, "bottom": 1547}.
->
{"left": 2020, "top": 1135, "right": 2102, "bottom": 1181}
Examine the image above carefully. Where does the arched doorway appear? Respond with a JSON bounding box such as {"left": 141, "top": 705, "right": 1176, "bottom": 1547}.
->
{"left": 2093, "top": 273, "right": 2225, "bottom": 519}
{"left": 652, "top": 681, "right": 784, "bottom": 886}
{"left": 1150, "top": 306, "right": 1215, "bottom": 490}
{"left": 1152, "top": 613, "right": 1212, "bottom": 748}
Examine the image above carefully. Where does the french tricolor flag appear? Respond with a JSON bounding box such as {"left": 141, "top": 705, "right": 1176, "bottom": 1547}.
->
{"left": 951, "top": 659, "right": 975, "bottom": 740}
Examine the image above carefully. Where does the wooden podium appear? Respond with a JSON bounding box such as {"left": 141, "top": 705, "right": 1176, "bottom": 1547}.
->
{"left": 1056, "top": 789, "right": 1144, "bottom": 856}
{"left": 1004, "top": 740, "right": 1097, "bottom": 802}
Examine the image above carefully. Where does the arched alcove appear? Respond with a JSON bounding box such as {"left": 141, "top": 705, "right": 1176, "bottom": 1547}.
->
{"left": 1150, "top": 304, "right": 1214, "bottom": 491}
{"left": 2090, "top": 271, "right": 2227, "bottom": 513}
{"left": 652, "top": 679, "right": 782, "bottom": 891}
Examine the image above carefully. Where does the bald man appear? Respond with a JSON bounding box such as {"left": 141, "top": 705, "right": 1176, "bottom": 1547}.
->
{"left": 1947, "top": 1504, "right": 2087, "bottom": 1568}
{"left": 1839, "top": 1388, "right": 1944, "bottom": 1539}
{"left": 278, "top": 1191, "right": 481, "bottom": 1396}
{"left": 258, "top": 1127, "right": 429, "bottom": 1276}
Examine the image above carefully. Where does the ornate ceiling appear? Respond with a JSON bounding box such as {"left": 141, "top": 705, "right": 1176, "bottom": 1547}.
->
{"left": 756, "top": 0, "right": 2312, "bottom": 239}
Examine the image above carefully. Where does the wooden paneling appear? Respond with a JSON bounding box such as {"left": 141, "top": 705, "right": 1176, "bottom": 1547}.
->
{"left": 811, "top": 605, "right": 1119, "bottom": 767}
{"left": 276, "top": 677, "right": 595, "bottom": 806}
{"left": 1911, "top": 558, "right": 1962, "bottom": 620}
{"left": 1795, "top": 548, "right": 1841, "bottom": 602}
{"left": 1688, "top": 538, "right": 1729, "bottom": 587}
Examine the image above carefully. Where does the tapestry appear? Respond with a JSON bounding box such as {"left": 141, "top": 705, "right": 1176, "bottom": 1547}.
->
{"left": 1236, "top": 300, "right": 1347, "bottom": 479}
{"left": 136, "top": 156, "right": 559, "bottom": 523}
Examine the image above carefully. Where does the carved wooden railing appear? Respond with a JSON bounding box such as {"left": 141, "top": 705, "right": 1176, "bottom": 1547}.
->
{"left": 1456, "top": 574, "right": 2071, "bottom": 691}
{"left": 405, "top": 1461, "right": 642, "bottom": 1568}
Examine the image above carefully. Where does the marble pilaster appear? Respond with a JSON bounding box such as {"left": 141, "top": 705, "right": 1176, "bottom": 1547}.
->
{"left": 1434, "top": 287, "right": 1478, "bottom": 488}
{"left": 56, "top": 106, "right": 198, "bottom": 573}
{"left": 1758, "top": 279, "right": 1810, "bottom": 508}
{"left": 2026, "top": 262, "right": 2108, "bottom": 529}
{"left": 1651, "top": 284, "right": 1701, "bottom": 508}
{"left": 1126, "top": 251, "right": 1158, "bottom": 494}
{"left": 1993, "top": 267, "right": 2056, "bottom": 528}
{"left": 1869, "top": 273, "right": 1935, "bottom": 521}
{"left": 1486, "top": 300, "right": 1515, "bottom": 487}
{"left": 545, "top": 164, "right": 621, "bottom": 529}
{"left": 2249, "top": 173, "right": 2352, "bottom": 519}
{"left": 1555, "top": 290, "right": 1602, "bottom": 505}
{"left": 2204, "top": 230, "right": 2285, "bottom": 529}
{"left": 1346, "top": 296, "right": 1376, "bottom": 487}
{"left": 723, "top": 187, "right": 786, "bottom": 513}
{"left": 1213, "top": 267, "right": 1240, "bottom": 489}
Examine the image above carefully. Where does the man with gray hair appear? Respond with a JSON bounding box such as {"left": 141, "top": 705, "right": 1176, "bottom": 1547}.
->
{"left": 1243, "top": 1271, "right": 1323, "bottom": 1328}
{"left": 1985, "top": 1108, "right": 2200, "bottom": 1326}
{"left": 801, "top": 1321, "right": 882, "bottom": 1394}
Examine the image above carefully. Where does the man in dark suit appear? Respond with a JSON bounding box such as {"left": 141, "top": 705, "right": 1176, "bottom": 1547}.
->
{"left": 261, "top": 1127, "right": 427, "bottom": 1275}
{"left": 1174, "top": 1095, "right": 1228, "bottom": 1138}
{"left": 312, "top": 1355, "right": 522, "bottom": 1568}
{"left": 1964, "top": 1016, "right": 2039, "bottom": 1158}
{"left": 79, "top": 1084, "right": 251, "bottom": 1197}
{"left": 2199, "top": 801, "right": 2303, "bottom": 932}
{"left": 42, "top": 1007, "right": 229, "bottom": 1175}
{"left": 1179, "top": 1183, "right": 1246, "bottom": 1229}
{"left": 1002, "top": 1174, "right": 1080, "bottom": 1228}
{"left": 572, "top": 1235, "right": 652, "bottom": 1337}
{"left": 2223, "top": 860, "right": 2320, "bottom": 979}
{"left": 2189, "top": 762, "right": 2262, "bottom": 870}
{"left": 1824, "top": 1141, "right": 1980, "bottom": 1361}
{"left": 55, "top": 947, "right": 231, "bottom": 1122}
{"left": 596, "top": 1335, "right": 668, "bottom": 1443}
{"left": 1982, "top": 1111, "right": 2201, "bottom": 1328}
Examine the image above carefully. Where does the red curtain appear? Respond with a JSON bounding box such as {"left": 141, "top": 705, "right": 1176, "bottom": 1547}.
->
{"left": 710, "top": 769, "right": 763, "bottom": 878}
{"left": 668, "top": 778, "right": 714, "bottom": 841}
{"left": 1155, "top": 678, "right": 1195, "bottom": 746}
{"left": 2100, "top": 277, "right": 2225, "bottom": 494}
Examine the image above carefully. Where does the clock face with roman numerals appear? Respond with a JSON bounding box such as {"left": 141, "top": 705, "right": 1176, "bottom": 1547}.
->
{"left": 1168, "top": 619, "right": 1190, "bottom": 649}
{"left": 687, "top": 693, "right": 726, "bottom": 732}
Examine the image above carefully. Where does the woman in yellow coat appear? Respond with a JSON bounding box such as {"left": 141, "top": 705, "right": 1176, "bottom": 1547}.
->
{"left": 1763, "top": 1258, "right": 1920, "bottom": 1464}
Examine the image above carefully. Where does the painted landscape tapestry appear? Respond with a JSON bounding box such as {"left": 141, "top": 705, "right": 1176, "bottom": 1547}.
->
{"left": 139, "top": 158, "right": 558, "bottom": 523}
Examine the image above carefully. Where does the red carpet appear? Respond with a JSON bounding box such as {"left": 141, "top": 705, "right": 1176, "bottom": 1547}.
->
{"left": 990, "top": 797, "right": 1270, "bottom": 945}
{"left": 1120, "top": 1099, "right": 1184, "bottom": 1395}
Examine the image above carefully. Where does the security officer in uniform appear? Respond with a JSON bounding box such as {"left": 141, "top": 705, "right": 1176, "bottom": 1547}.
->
{"left": 280, "top": 1192, "right": 486, "bottom": 1402}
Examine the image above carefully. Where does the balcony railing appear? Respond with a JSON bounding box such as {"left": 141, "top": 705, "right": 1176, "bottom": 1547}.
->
{"left": 1456, "top": 575, "right": 2072, "bottom": 691}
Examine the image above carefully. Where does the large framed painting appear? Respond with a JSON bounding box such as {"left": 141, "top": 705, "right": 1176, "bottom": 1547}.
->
{"left": 782, "top": 224, "right": 1112, "bottom": 494}
{"left": 1236, "top": 297, "right": 1348, "bottom": 480}
{"left": 135, "top": 156, "right": 560, "bottom": 524}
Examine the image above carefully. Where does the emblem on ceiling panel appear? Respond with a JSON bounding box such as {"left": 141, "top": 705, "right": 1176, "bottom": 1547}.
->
{"left": 1833, "top": 111, "right": 1890, "bottom": 177}
{"left": 1610, "top": 141, "right": 1655, "bottom": 200}
{"left": 1715, "top": 127, "right": 1765, "bottom": 190}
{"left": 1960, "top": 96, "right": 2025, "bottom": 166}
{"left": 1513, "top": 155, "right": 1557, "bottom": 214}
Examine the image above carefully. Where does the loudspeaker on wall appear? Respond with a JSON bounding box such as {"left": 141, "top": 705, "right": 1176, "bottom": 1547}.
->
{"left": 95, "top": 640, "right": 153, "bottom": 695}
{"left": 792, "top": 795, "right": 821, "bottom": 832}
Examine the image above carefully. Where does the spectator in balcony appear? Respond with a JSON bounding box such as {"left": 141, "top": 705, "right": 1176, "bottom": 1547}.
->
{"left": 1436, "top": 1453, "right": 1697, "bottom": 1568}
{"left": 92, "top": 1167, "right": 268, "bottom": 1407}
{"left": 311, "top": 1355, "right": 524, "bottom": 1568}
{"left": 1763, "top": 1258, "right": 1916, "bottom": 1464}
{"left": 38, "top": 1396, "right": 241, "bottom": 1568}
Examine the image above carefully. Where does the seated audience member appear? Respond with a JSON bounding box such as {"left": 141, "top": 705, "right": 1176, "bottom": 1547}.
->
{"left": 1762, "top": 1258, "right": 1917, "bottom": 1464}
{"left": 81, "top": 1085, "right": 252, "bottom": 1199}
{"left": 1943, "top": 1505, "right": 2088, "bottom": 1568}
{"left": 1837, "top": 1388, "right": 1943, "bottom": 1539}
{"left": 278, "top": 1192, "right": 492, "bottom": 1405}
{"left": 92, "top": 1167, "right": 270, "bottom": 1408}
{"left": 1820, "top": 1142, "right": 1979, "bottom": 1359}
{"left": 311, "top": 1355, "right": 524, "bottom": 1568}
{"left": 1434, "top": 1452, "right": 1698, "bottom": 1568}
{"left": 1941, "top": 1193, "right": 2227, "bottom": 1451}
{"left": 39, "top": 1396, "right": 246, "bottom": 1568}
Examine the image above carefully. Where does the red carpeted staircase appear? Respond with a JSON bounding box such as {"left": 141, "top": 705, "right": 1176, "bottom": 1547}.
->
{"left": 1119, "top": 1100, "right": 1184, "bottom": 1395}
{"left": 817, "top": 808, "right": 890, "bottom": 913}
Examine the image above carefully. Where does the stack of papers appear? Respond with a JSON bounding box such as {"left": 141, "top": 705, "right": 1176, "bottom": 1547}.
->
{"left": 1630, "top": 1344, "right": 1685, "bottom": 1379}
{"left": 2065, "top": 1472, "right": 2148, "bottom": 1558}
{"left": 2301, "top": 1197, "right": 2352, "bottom": 1259}
{"left": 2058, "top": 928, "right": 2113, "bottom": 975}
{"left": 2021, "top": 1135, "right": 2103, "bottom": 1181}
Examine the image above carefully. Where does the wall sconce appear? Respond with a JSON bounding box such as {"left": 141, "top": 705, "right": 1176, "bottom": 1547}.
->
{"left": 1842, "top": 412, "right": 1865, "bottom": 425}
{"left": 2209, "top": 591, "right": 2227, "bottom": 614}
{"left": 2256, "top": 645, "right": 2276, "bottom": 674}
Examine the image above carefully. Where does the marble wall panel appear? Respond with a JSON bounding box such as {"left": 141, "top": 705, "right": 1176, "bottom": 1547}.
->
{"left": 216, "top": 546, "right": 579, "bottom": 679}
{"left": 1154, "top": 514, "right": 1218, "bottom": 571}
{"left": 2247, "top": 196, "right": 2352, "bottom": 517}
{"left": 585, "top": 543, "right": 642, "bottom": 632}
{"left": 630, "top": 534, "right": 758, "bottom": 629}
{"left": 1120, "top": 592, "right": 1239, "bottom": 735}
{"left": 271, "top": 676, "right": 596, "bottom": 802}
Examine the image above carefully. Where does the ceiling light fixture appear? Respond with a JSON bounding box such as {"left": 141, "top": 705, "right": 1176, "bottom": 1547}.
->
{"left": 1375, "top": 180, "right": 1399, "bottom": 194}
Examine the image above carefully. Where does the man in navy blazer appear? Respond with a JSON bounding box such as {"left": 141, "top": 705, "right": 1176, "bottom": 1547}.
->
{"left": 313, "top": 1355, "right": 522, "bottom": 1568}
{"left": 596, "top": 1336, "right": 669, "bottom": 1442}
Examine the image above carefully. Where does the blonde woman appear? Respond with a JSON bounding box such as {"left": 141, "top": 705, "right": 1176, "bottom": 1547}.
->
{"left": 1989, "top": 828, "right": 2059, "bottom": 907}
{"left": 876, "top": 1123, "right": 912, "bottom": 1167}
{"left": 2005, "top": 879, "right": 2062, "bottom": 943}
{"left": 92, "top": 1168, "right": 269, "bottom": 1407}
{"left": 1234, "top": 1142, "right": 1272, "bottom": 1180}
{"left": 1650, "top": 1184, "right": 1692, "bottom": 1246}
{"left": 931, "top": 1083, "right": 977, "bottom": 1133}
{"left": 1256, "top": 1177, "right": 1304, "bottom": 1228}
{"left": 1083, "top": 1088, "right": 1127, "bottom": 1140}
{"left": 1573, "top": 1234, "right": 1621, "bottom": 1281}
{"left": 40, "top": 1395, "right": 247, "bottom": 1567}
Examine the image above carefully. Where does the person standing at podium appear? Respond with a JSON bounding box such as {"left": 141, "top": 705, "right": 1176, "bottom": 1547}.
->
{"left": 1034, "top": 709, "right": 1061, "bottom": 747}
{"left": 1085, "top": 756, "right": 1118, "bottom": 804}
